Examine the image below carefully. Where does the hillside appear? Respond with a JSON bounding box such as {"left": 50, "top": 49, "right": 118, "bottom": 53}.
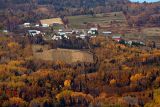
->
{"left": 0, "top": 0, "right": 131, "bottom": 31}
{"left": 0, "top": 0, "right": 129, "bottom": 16}
{"left": 0, "top": 35, "right": 160, "bottom": 106}
{"left": 0, "top": 0, "right": 160, "bottom": 107}
{"left": 0, "top": 0, "right": 159, "bottom": 31}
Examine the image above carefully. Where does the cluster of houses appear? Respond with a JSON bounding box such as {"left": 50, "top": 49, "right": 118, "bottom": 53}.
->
{"left": 47, "top": 28, "right": 99, "bottom": 40}
{"left": 25, "top": 17, "right": 108, "bottom": 40}
{"left": 112, "top": 36, "right": 145, "bottom": 46}
{"left": 27, "top": 28, "right": 145, "bottom": 47}
{"left": 25, "top": 17, "right": 145, "bottom": 46}
{"left": 27, "top": 28, "right": 98, "bottom": 39}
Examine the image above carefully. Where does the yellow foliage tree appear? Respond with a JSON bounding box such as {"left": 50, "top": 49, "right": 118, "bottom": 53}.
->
{"left": 8, "top": 60, "right": 25, "bottom": 66}
{"left": 64, "top": 79, "right": 71, "bottom": 88}
{"left": 56, "top": 90, "right": 73, "bottom": 102}
{"left": 29, "top": 97, "right": 52, "bottom": 107}
{"left": 145, "top": 90, "right": 160, "bottom": 107}
{"left": 8, "top": 97, "right": 28, "bottom": 107}
{"left": 7, "top": 42, "right": 20, "bottom": 49}
{"left": 130, "top": 73, "right": 144, "bottom": 82}
{"left": 110, "top": 79, "right": 117, "bottom": 86}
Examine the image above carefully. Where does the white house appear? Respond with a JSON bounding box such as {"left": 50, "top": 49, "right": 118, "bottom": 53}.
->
{"left": 90, "top": 35, "right": 96, "bottom": 38}
{"left": 52, "top": 35, "right": 62, "bottom": 40}
{"left": 88, "top": 28, "right": 98, "bottom": 35}
{"left": 72, "top": 30, "right": 79, "bottom": 34}
{"left": 28, "top": 30, "right": 41, "bottom": 36}
{"left": 64, "top": 35, "right": 69, "bottom": 39}
{"left": 24, "top": 23, "right": 30, "bottom": 27}
{"left": 58, "top": 32, "right": 66, "bottom": 36}
{"left": 35, "top": 24, "right": 40, "bottom": 27}
{"left": 3, "top": 30, "right": 8, "bottom": 33}
{"left": 128, "top": 40, "right": 133, "bottom": 46}
{"left": 42, "top": 24, "right": 49, "bottom": 27}
{"left": 65, "top": 31, "right": 73, "bottom": 34}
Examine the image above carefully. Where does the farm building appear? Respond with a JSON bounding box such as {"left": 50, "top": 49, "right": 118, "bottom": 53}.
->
{"left": 40, "top": 18, "right": 64, "bottom": 27}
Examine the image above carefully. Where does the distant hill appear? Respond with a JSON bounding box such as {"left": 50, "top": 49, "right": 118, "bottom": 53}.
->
{"left": 0, "top": 0, "right": 130, "bottom": 31}
{"left": 0, "top": 0, "right": 159, "bottom": 30}
{"left": 0, "top": 0, "right": 129, "bottom": 10}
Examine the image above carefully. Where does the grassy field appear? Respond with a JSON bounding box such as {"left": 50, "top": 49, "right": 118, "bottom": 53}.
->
{"left": 67, "top": 12, "right": 127, "bottom": 28}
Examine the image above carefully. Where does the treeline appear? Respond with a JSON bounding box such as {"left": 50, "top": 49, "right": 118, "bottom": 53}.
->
{"left": 0, "top": 0, "right": 129, "bottom": 16}
{"left": 124, "top": 2, "right": 160, "bottom": 27}
{"left": 0, "top": 0, "right": 129, "bottom": 9}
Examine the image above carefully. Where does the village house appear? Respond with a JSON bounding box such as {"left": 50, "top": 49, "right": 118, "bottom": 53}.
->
{"left": 112, "top": 36, "right": 122, "bottom": 42}
{"left": 35, "top": 24, "right": 40, "bottom": 27}
{"left": 58, "top": 31, "right": 66, "bottom": 36}
{"left": 52, "top": 35, "right": 62, "bottom": 40}
{"left": 52, "top": 32, "right": 69, "bottom": 40}
{"left": 76, "top": 33, "right": 89, "bottom": 39}
{"left": 88, "top": 27, "right": 98, "bottom": 35}
{"left": 58, "top": 29, "right": 72, "bottom": 35}
{"left": 23, "top": 23, "right": 31, "bottom": 27}
{"left": 90, "top": 35, "right": 96, "bottom": 38}
{"left": 58, "top": 29, "right": 79, "bottom": 35}
{"left": 28, "top": 30, "right": 41, "bottom": 36}
{"left": 2, "top": 30, "right": 8, "bottom": 33}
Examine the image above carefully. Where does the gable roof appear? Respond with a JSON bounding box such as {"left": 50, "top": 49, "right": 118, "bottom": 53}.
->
{"left": 112, "top": 36, "right": 121, "bottom": 39}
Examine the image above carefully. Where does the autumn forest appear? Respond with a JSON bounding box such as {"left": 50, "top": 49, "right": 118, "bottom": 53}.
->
{"left": 0, "top": 0, "right": 160, "bottom": 107}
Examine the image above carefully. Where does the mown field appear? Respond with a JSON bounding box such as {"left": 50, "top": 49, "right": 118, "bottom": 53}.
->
{"left": 32, "top": 45, "right": 94, "bottom": 63}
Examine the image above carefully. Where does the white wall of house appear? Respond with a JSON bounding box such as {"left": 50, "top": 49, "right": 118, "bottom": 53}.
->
{"left": 42, "top": 24, "right": 49, "bottom": 27}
